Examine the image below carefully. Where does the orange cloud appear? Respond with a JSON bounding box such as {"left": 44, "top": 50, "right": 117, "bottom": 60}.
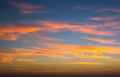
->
{"left": 62, "top": 62, "right": 103, "bottom": 65}
{"left": 43, "top": 43, "right": 120, "bottom": 54}
{"left": 0, "top": 21, "right": 117, "bottom": 41}
{"left": 83, "top": 37, "right": 120, "bottom": 44}
{"left": 35, "top": 21, "right": 116, "bottom": 36}
{"left": 73, "top": 53, "right": 110, "bottom": 59}
{"left": 0, "top": 57, "right": 12, "bottom": 63}
{"left": 0, "top": 34, "right": 17, "bottom": 41}
{"left": 1, "top": 42, "right": 120, "bottom": 59}
{"left": 0, "top": 48, "right": 69, "bottom": 59}
{"left": 0, "top": 24, "right": 40, "bottom": 34}
{"left": 42, "top": 53, "right": 70, "bottom": 59}
{"left": 17, "top": 58, "right": 36, "bottom": 62}
{"left": 0, "top": 43, "right": 120, "bottom": 62}
{"left": 36, "top": 21, "right": 77, "bottom": 32}
{"left": 40, "top": 61, "right": 103, "bottom": 65}
{"left": 9, "top": 2, "right": 52, "bottom": 14}
{"left": 0, "top": 24, "right": 41, "bottom": 40}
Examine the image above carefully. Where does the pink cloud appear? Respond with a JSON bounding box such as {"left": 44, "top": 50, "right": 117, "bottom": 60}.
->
{"left": 73, "top": 5, "right": 94, "bottom": 10}
{"left": 83, "top": 37, "right": 120, "bottom": 44}
{"left": 74, "top": 5, "right": 88, "bottom": 10}
{"left": 97, "top": 8, "right": 120, "bottom": 13}
{"left": 89, "top": 17, "right": 104, "bottom": 21}
{"left": 89, "top": 17, "right": 117, "bottom": 21}
{"left": 0, "top": 34, "right": 18, "bottom": 41}
{"left": 73, "top": 26, "right": 116, "bottom": 36}
{"left": 0, "top": 20, "right": 118, "bottom": 41}
{"left": 89, "top": 16, "right": 120, "bottom": 29}
{"left": 9, "top": 2, "right": 51, "bottom": 14}
{"left": 34, "top": 21, "right": 116, "bottom": 36}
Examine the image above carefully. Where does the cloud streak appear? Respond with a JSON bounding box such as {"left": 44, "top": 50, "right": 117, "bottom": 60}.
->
{"left": 0, "top": 20, "right": 117, "bottom": 41}
{"left": 83, "top": 37, "right": 120, "bottom": 44}
{"left": 0, "top": 24, "right": 40, "bottom": 40}
{"left": 0, "top": 42, "right": 120, "bottom": 62}
{"left": 34, "top": 21, "right": 116, "bottom": 36}
{"left": 97, "top": 8, "right": 120, "bottom": 13}
{"left": 16, "top": 58, "right": 36, "bottom": 62}
{"left": 9, "top": 2, "right": 51, "bottom": 14}
{"left": 0, "top": 57, "right": 12, "bottom": 63}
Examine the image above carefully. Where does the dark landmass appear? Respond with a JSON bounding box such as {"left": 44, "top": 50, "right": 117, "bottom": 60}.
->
{"left": 0, "top": 73, "right": 120, "bottom": 77}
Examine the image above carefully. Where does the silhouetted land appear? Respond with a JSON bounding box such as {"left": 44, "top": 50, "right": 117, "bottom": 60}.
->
{"left": 0, "top": 73, "right": 120, "bottom": 77}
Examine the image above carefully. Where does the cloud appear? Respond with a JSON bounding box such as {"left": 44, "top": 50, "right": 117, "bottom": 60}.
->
{"left": 89, "top": 16, "right": 118, "bottom": 21}
{"left": 0, "top": 47, "right": 70, "bottom": 59}
{"left": 34, "top": 21, "right": 116, "bottom": 36}
{"left": 9, "top": 2, "right": 51, "bottom": 14}
{"left": 103, "top": 21, "right": 120, "bottom": 28}
{"left": 83, "top": 37, "right": 120, "bottom": 44}
{"left": 75, "top": 54, "right": 110, "bottom": 59}
{"left": 35, "top": 21, "right": 77, "bottom": 32}
{"left": 0, "top": 24, "right": 40, "bottom": 34}
{"left": 16, "top": 58, "right": 36, "bottom": 62}
{"left": 40, "top": 62, "right": 103, "bottom": 65}
{"left": 13, "top": 68, "right": 29, "bottom": 71}
{"left": 0, "top": 24, "right": 41, "bottom": 40}
{"left": 97, "top": 8, "right": 120, "bottom": 13}
{"left": 0, "top": 34, "right": 18, "bottom": 41}
{"left": 89, "top": 17, "right": 105, "bottom": 21}
{"left": 0, "top": 20, "right": 118, "bottom": 41}
{"left": 89, "top": 16, "right": 120, "bottom": 30}
{"left": 1, "top": 42, "right": 120, "bottom": 61}
{"left": 73, "top": 26, "right": 115, "bottom": 36}
{"left": 0, "top": 57, "right": 12, "bottom": 63}
{"left": 61, "top": 62, "right": 103, "bottom": 65}
{"left": 74, "top": 5, "right": 89, "bottom": 10}
{"left": 43, "top": 43, "right": 120, "bottom": 54}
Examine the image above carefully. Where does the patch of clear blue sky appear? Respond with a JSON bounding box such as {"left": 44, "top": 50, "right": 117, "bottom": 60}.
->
{"left": 0, "top": 0, "right": 120, "bottom": 22}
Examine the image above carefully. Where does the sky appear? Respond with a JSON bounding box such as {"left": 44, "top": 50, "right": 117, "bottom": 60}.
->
{"left": 0, "top": 0, "right": 120, "bottom": 75}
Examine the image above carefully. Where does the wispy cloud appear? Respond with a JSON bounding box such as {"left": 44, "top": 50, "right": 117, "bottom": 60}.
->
{"left": 83, "top": 37, "right": 120, "bottom": 44}
{"left": 0, "top": 20, "right": 118, "bottom": 41}
{"left": 0, "top": 23, "right": 40, "bottom": 40}
{"left": 0, "top": 42, "right": 120, "bottom": 62}
{"left": 34, "top": 21, "right": 116, "bottom": 36}
{"left": 74, "top": 5, "right": 89, "bottom": 10}
{"left": 41, "top": 62, "right": 103, "bottom": 65}
{"left": 97, "top": 8, "right": 120, "bottom": 13}
{"left": 0, "top": 34, "right": 18, "bottom": 41}
{"left": 9, "top": 2, "right": 52, "bottom": 14}
{"left": 16, "top": 58, "right": 36, "bottom": 62}
{"left": 89, "top": 16, "right": 120, "bottom": 29}
{"left": 89, "top": 16, "right": 118, "bottom": 21}
{"left": 60, "top": 62, "right": 103, "bottom": 65}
